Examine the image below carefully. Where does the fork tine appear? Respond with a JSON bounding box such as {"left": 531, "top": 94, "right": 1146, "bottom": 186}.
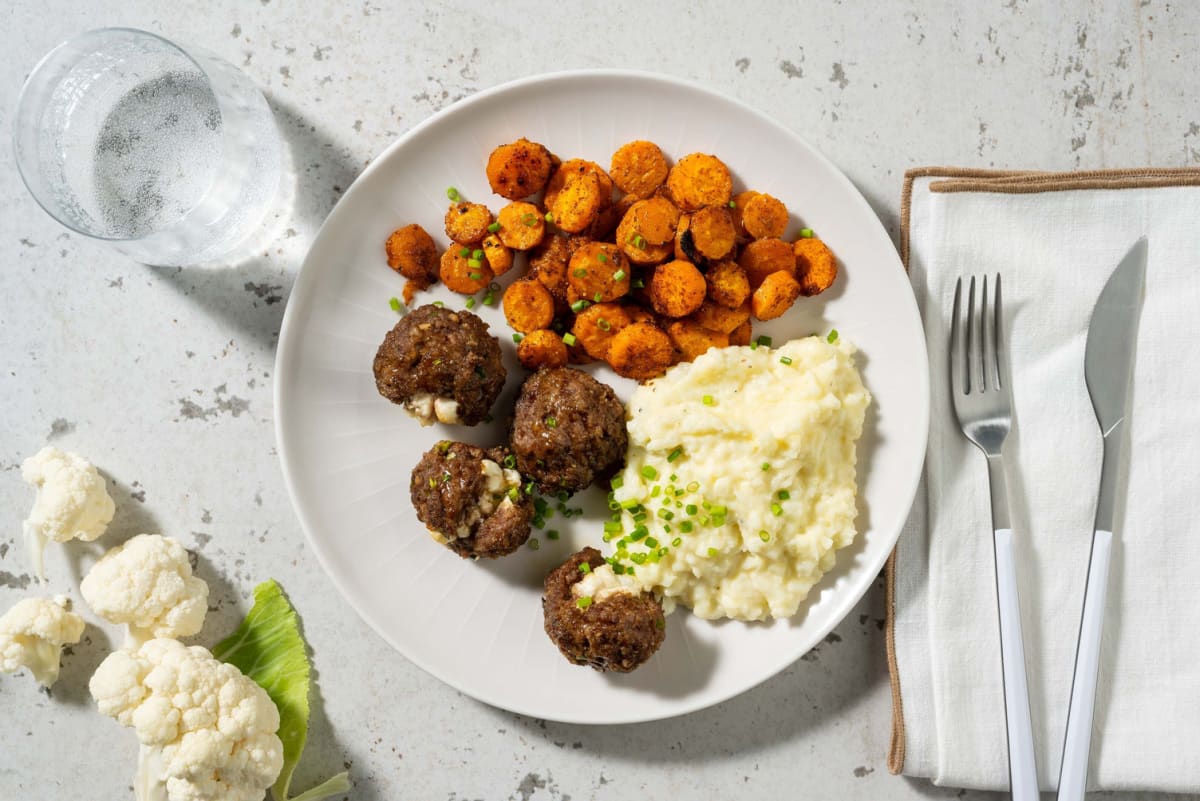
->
{"left": 994, "top": 274, "right": 1008, "bottom": 391}
{"left": 981, "top": 274, "right": 995, "bottom": 392}
{"left": 950, "top": 277, "right": 965, "bottom": 394}
{"left": 968, "top": 275, "right": 980, "bottom": 393}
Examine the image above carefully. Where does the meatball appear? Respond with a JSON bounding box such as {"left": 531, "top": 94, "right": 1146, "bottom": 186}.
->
{"left": 373, "top": 304, "right": 505, "bottom": 426}
{"left": 510, "top": 367, "right": 627, "bottom": 494}
{"left": 410, "top": 441, "right": 532, "bottom": 558}
{"left": 542, "top": 547, "right": 666, "bottom": 672}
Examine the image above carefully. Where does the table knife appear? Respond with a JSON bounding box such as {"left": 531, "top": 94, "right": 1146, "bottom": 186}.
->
{"left": 1057, "top": 237, "right": 1147, "bottom": 801}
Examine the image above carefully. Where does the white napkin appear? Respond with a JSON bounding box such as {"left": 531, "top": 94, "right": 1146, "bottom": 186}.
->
{"left": 890, "top": 169, "right": 1200, "bottom": 793}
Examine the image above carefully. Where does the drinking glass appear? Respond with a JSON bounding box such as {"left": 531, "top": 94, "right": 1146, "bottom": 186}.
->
{"left": 13, "top": 28, "right": 282, "bottom": 266}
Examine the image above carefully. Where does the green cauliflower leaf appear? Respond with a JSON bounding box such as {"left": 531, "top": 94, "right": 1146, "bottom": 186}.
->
{"left": 214, "top": 579, "right": 351, "bottom": 801}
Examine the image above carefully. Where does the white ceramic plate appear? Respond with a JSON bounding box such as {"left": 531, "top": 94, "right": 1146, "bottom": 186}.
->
{"left": 275, "top": 70, "right": 928, "bottom": 724}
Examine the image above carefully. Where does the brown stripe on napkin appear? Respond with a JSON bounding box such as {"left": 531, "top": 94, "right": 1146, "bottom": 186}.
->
{"left": 885, "top": 165, "right": 1200, "bottom": 776}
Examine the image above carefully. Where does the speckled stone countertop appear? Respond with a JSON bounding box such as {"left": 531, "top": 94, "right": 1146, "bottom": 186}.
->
{"left": 2, "top": 2, "right": 1198, "bottom": 800}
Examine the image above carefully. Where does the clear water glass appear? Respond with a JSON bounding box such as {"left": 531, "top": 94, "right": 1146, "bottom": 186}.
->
{"left": 13, "top": 28, "right": 282, "bottom": 266}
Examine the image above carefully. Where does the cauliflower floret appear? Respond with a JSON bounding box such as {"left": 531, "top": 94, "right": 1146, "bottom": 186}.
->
{"left": 22, "top": 446, "right": 116, "bottom": 580}
{"left": 0, "top": 594, "right": 86, "bottom": 686}
{"left": 81, "top": 534, "right": 209, "bottom": 648}
{"left": 90, "top": 638, "right": 284, "bottom": 801}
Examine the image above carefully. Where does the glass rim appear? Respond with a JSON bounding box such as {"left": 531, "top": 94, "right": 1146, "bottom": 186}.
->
{"left": 12, "top": 26, "right": 217, "bottom": 243}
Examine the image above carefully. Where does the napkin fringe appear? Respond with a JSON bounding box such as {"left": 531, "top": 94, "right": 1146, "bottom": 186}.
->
{"left": 886, "top": 164, "right": 1200, "bottom": 777}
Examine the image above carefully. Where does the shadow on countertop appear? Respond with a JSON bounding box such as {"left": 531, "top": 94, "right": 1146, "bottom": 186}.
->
{"left": 147, "top": 93, "right": 365, "bottom": 354}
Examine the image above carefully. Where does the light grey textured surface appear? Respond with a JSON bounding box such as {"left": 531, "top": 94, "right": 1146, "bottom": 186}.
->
{"left": 1, "top": 2, "right": 1196, "bottom": 799}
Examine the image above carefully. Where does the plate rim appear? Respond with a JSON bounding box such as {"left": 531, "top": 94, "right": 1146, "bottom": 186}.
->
{"left": 274, "top": 68, "right": 930, "bottom": 724}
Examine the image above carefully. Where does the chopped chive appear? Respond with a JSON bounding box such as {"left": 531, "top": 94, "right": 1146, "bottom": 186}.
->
{"left": 458, "top": 247, "right": 470, "bottom": 257}
{"left": 388, "top": 297, "right": 403, "bottom": 312}
{"left": 672, "top": 536, "right": 683, "bottom": 547}
{"left": 557, "top": 491, "right": 570, "bottom": 503}
{"left": 604, "top": 521, "right": 622, "bottom": 534}
{"left": 433, "top": 300, "right": 444, "bottom": 307}
{"left": 612, "top": 563, "right": 626, "bottom": 575}
{"left": 576, "top": 596, "right": 593, "bottom": 609}
{"left": 597, "top": 253, "right": 608, "bottom": 263}
{"left": 630, "top": 526, "right": 649, "bottom": 541}
{"left": 702, "top": 394, "right": 715, "bottom": 406}
{"left": 534, "top": 497, "right": 548, "bottom": 513}
{"left": 507, "top": 486, "right": 519, "bottom": 501}
{"left": 667, "top": 446, "right": 684, "bottom": 463}
{"left": 524, "top": 481, "right": 535, "bottom": 495}
{"left": 503, "top": 454, "right": 516, "bottom": 468}
{"left": 632, "top": 278, "right": 645, "bottom": 289}
{"left": 685, "top": 504, "right": 698, "bottom": 516}
{"left": 657, "top": 508, "right": 675, "bottom": 521}
{"left": 547, "top": 529, "right": 560, "bottom": 540}
{"left": 669, "top": 474, "right": 678, "bottom": 482}
{"left": 650, "top": 485, "right": 661, "bottom": 498}
{"left": 465, "top": 297, "right": 476, "bottom": 309}
{"left": 602, "top": 532, "right": 614, "bottom": 542}
{"left": 578, "top": 562, "right": 592, "bottom": 574}
{"left": 777, "top": 490, "right": 790, "bottom": 501}
{"left": 562, "top": 332, "right": 577, "bottom": 346}
{"left": 620, "top": 498, "right": 640, "bottom": 509}
{"left": 679, "top": 521, "right": 693, "bottom": 534}
{"left": 544, "top": 212, "right": 554, "bottom": 223}
{"left": 686, "top": 481, "right": 699, "bottom": 493}
{"left": 468, "top": 272, "right": 483, "bottom": 281}
{"left": 545, "top": 416, "right": 558, "bottom": 428}
{"left": 645, "top": 536, "right": 659, "bottom": 549}
{"left": 447, "top": 186, "right": 460, "bottom": 201}
{"left": 470, "top": 248, "right": 483, "bottom": 260}
{"left": 633, "top": 512, "right": 647, "bottom": 523}
{"left": 570, "top": 299, "right": 589, "bottom": 313}
{"left": 529, "top": 537, "right": 540, "bottom": 549}
{"left": 780, "top": 356, "right": 793, "bottom": 365}
{"left": 613, "top": 269, "right": 626, "bottom": 281}
{"left": 759, "top": 530, "right": 771, "bottom": 542}
{"left": 573, "top": 268, "right": 588, "bottom": 277}
{"left": 482, "top": 291, "right": 496, "bottom": 306}
{"left": 633, "top": 234, "right": 646, "bottom": 249}
{"left": 800, "top": 227, "right": 814, "bottom": 238}
{"left": 827, "top": 329, "right": 839, "bottom": 343}
{"left": 707, "top": 547, "right": 719, "bottom": 558}
{"left": 771, "top": 502, "right": 783, "bottom": 516}
{"left": 762, "top": 462, "right": 771, "bottom": 471}
{"left": 597, "top": 318, "right": 611, "bottom": 331}
{"left": 631, "top": 552, "right": 647, "bottom": 565}
{"left": 641, "top": 465, "right": 658, "bottom": 480}
{"left": 467, "top": 257, "right": 482, "bottom": 268}
{"left": 487, "top": 221, "right": 501, "bottom": 233}
{"left": 709, "top": 505, "right": 727, "bottom": 515}
{"left": 756, "top": 335, "right": 773, "bottom": 348}
{"left": 729, "top": 199, "right": 737, "bottom": 208}
{"left": 512, "top": 332, "right": 524, "bottom": 343}
{"left": 593, "top": 292, "right": 602, "bottom": 303}
{"left": 610, "top": 476, "right": 624, "bottom": 490}
{"left": 522, "top": 213, "right": 537, "bottom": 227}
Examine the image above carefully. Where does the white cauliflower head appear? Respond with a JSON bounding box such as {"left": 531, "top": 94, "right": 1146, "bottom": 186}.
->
{"left": 22, "top": 446, "right": 116, "bottom": 580}
{"left": 0, "top": 594, "right": 86, "bottom": 686}
{"left": 81, "top": 534, "right": 209, "bottom": 648}
{"left": 90, "top": 638, "right": 284, "bottom": 801}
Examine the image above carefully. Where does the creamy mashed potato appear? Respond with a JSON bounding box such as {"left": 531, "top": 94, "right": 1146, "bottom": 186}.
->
{"left": 609, "top": 337, "right": 870, "bottom": 621}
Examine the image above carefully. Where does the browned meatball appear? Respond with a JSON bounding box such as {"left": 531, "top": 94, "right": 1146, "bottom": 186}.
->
{"left": 410, "top": 441, "right": 532, "bottom": 558}
{"left": 510, "top": 368, "right": 627, "bottom": 494}
{"left": 543, "top": 548, "right": 666, "bottom": 672}
{"left": 373, "top": 304, "right": 505, "bottom": 426}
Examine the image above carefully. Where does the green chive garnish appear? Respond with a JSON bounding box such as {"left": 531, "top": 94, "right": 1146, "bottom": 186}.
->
{"left": 771, "top": 502, "right": 783, "bottom": 516}
{"left": 756, "top": 335, "right": 773, "bottom": 348}
{"left": 641, "top": 465, "right": 658, "bottom": 480}
{"left": 827, "top": 329, "right": 839, "bottom": 343}
{"left": 529, "top": 537, "right": 540, "bottom": 550}
{"left": 762, "top": 462, "right": 771, "bottom": 471}
{"left": 759, "top": 530, "right": 771, "bottom": 542}
{"left": 576, "top": 596, "right": 593, "bottom": 609}
{"left": 562, "top": 332, "right": 577, "bottom": 346}
{"left": 707, "top": 547, "right": 718, "bottom": 558}
{"left": 667, "top": 446, "right": 683, "bottom": 463}
{"left": 512, "top": 333, "right": 524, "bottom": 343}
{"left": 547, "top": 529, "right": 560, "bottom": 540}
{"left": 545, "top": 416, "right": 558, "bottom": 428}
{"left": 777, "top": 490, "right": 790, "bottom": 500}
{"left": 487, "top": 221, "right": 501, "bottom": 233}
{"left": 610, "top": 476, "right": 624, "bottom": 490}
{"left": 597, "top": 318, "right": 611, "bottom": 331}
{"left": 597, "top": 253, "right": 608, "bottom": 263}
{"left": 702, "top": 395, "right": 715, "bottom": 406}
{"left": 545, "top": 212, "right": 554, "bottom": 223}
{"left": 465, "top": 297, "right": 476, "bottom": 309}
{"left": 729, "top": 199, "right": 737, "bottom": 208}
{"left": 389, "top": 297, "right": 402, "bottom": 312}
{"left": 613, "top": 270, "right": 626, "bottom": 281}
{"left": 447, "top": 187, "right": 460, "bottom": 201}
{"left": 780, "top": 356, "right": 793, "bottom": 365}
{"left": 800, "top": 228, "right": 814, "bottom": 238}
{"left": 579, "top": 562, "right": 592, "bottom": 574}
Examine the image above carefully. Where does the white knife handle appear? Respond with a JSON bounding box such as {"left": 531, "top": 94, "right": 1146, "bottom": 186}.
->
{"left": 1057, "top": 529, "right": 1114, "bottom": 801}
{"left": 994, "top": 528, "right": 1040, "bottom": 801}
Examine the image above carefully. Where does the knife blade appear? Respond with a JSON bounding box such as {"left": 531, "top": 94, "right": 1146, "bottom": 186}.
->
{"left": 1057, "top": 237, "right": 1147, "bottom": 801}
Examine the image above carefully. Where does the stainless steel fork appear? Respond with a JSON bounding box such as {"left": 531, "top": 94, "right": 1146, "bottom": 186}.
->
{"left": 949, "top": 275, "right": 1039, "bottom": 800}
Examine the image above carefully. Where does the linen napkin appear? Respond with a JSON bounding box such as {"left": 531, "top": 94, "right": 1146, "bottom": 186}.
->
{"left": 887, "top": 168, "right": 1200, "bottom": 793}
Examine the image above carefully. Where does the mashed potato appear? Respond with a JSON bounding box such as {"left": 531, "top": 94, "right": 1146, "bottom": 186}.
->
{"left": 609, "top": 336, "right": 870, "bottom": 621}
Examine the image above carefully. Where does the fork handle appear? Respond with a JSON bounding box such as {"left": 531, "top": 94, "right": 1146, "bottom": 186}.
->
{"left": 994, "top": 525, "right": 1041, "bottom": 800}
{"left": 1056, "top": 529, "right": 1114, "bottom": 801}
